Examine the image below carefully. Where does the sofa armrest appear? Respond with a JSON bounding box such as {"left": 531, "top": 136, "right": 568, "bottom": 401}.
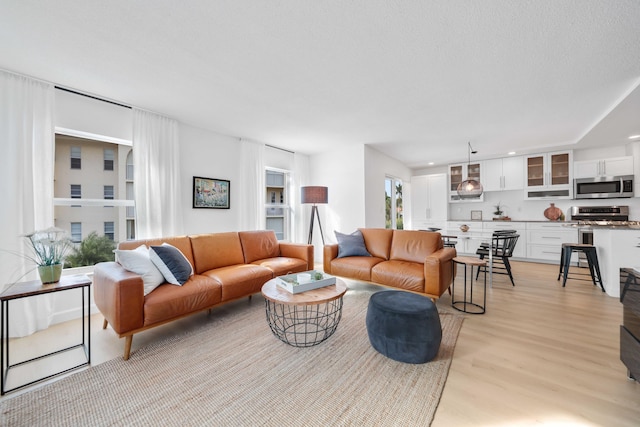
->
{"left": 93, "top": 262, "right": 145, "bottom": 335}
{"left": 424, "top": 247, "right": 457, "bottom": 297}
{"left": 323, "top": 244, "right": 339, "bottom": 274}
{"left": 279, "top": 243, "right": 314, "bottom": 270}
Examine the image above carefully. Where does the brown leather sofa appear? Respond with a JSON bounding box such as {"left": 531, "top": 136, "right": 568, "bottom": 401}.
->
{"left": 93, "top": 230, "right": 313, "bottom": 360}
{"left": 323, "top": 229, "right": 456, "bottom": 300}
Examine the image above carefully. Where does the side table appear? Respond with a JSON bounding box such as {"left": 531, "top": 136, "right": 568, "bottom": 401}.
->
{"left": 1, "top": 274, "right": 91, "bottom": 395}
{"left": 451, "top": 256, "right": 487, "bottom": 314}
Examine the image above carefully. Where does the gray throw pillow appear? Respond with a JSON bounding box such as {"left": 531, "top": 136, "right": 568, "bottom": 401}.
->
{"left": 335, "top": 230, "right": 371, "bottom": 258}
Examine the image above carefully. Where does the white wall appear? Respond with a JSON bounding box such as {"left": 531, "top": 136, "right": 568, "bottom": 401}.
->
{"left": 364, "top": 146, "right": 412, "bottom": 228}
{"left": 179, "top": 124, "right": 242, "bottom": 234}
{"left": 309, "top": 144, "right": 366, "bottom": 254}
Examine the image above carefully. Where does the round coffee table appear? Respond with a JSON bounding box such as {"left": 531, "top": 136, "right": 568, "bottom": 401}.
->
{"left": 261, "top": 277, "right": 347, "bottom": 347}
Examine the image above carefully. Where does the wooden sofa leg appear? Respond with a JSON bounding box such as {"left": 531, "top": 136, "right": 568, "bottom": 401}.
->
{"left": 102, "top": 318, "right": 108, "bottom": 329}
{"left": 124, "top": 335, "right": 133, "bottom": 360}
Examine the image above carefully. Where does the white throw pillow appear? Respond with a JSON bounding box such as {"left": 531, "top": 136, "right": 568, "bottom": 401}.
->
{"left": 114, "top": 245, "right": 165, "bottom": 296}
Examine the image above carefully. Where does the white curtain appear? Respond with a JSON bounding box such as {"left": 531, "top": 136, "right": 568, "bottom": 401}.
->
{"left": 292, "top": 152, "right": 310, "bottom": 243}
{"left": 133, "top": 109, "right": 183, "bottom": 239}
{"left": 238, "top": 139, "right": 265, "bottom": 231}
{"left": 0, "top": 70, "right": 56, "bottom": 337}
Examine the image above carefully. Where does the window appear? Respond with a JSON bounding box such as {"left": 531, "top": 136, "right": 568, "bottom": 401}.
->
{"left": 70, "top": 222, "right": 82, "bottom": 243}
{"left": 265, "top": 169, "right": 290, "bottom": 241}
{"left": 70, "top": 146, "right": 81, "bottom": 169}
{"left": 71, "top": 184, "right": 81, "bottom": 198}
{"left": 104, "top": 149, "right": 115, "bottom": 171}
{"left": 385, "top": 177, "right": 403, "bottom": 230}
{"left": 104, "top": 221, "right": 115, "bottom": 241}
{"left": 104, "top": 185, "right": 114, "bottom": 200}
{"left": 54, "top": 133, "right": 135, "bottom": 268}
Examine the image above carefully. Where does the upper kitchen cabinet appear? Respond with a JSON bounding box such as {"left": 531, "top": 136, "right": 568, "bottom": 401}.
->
{"left": 483, "top": 156, "right": 524, "bottom": 192}
{"left": 411, "top": 174, "right": 448, "bottom": 229}
{"left": 525, "top": 151, "right": 572, "bottom": 199}
{"left": 574, "top": 156, "right": 633, "bottom": 179}
{"left": 449, "top": 162, "right": 483, "bottom": 202}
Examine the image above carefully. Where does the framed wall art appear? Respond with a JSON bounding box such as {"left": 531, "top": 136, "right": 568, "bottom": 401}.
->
{"left": 193, "top": 176, "right": 230, "bottom": 209}
{"left": 471, "top": 210, "right": 483, "bottom": 220}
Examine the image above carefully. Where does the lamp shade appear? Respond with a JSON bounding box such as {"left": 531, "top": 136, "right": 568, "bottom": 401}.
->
{"left": 457, "top": 179, "right": 483, "bottom": 198}
{"left": 301, "top": 186, "right": 328, "bottom": 204}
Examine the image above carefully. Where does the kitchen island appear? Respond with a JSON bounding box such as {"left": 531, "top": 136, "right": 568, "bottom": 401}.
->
{"left": 593, "top": 226, "right": 640, "bottom": 298}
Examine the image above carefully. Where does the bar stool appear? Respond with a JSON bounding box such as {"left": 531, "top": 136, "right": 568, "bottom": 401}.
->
{"left": 557, "top": 243, "right": 605, "bottom": 292}
{"left": 451, "top": 256, "right": 487, "bottom": 314}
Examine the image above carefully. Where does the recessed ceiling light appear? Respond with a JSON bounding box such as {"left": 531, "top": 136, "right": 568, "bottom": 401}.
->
{"left": 629, "top": 135, "right": 640, "bottom": 140}
{"left": 428, "top": 162, "right": 434, "bottom": 165}
{"left": 508, "top": 151, "right": 516, "bottom": 155}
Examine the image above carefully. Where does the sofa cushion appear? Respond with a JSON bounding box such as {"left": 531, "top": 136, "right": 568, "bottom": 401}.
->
{"left": 335, "top": 230, "right": 371, "bottom": 258}
{"left": 239, "top": 230, "right": 280, "bottom": 264}
{"left": 149, "top": 243, "right": 194, "bottom": 285}
{"left": 389, "top": 230, "right": 442, "bottom": 263}
{"left": 372, "top": 260, "right": 425, "bottom": 293}
{"left": 202, "top": 264, "right": 273, "bottom": 301}
{"left": 143, "top": 275, "right": 222, "bottom": 326}
{"left": 329, "top": 256, "right": 384, "bottom": 281}
{"left": 359, "top": 228, "right": 394, "bottom": 260}
{"left": 114, "top": 245, "right": 165, "bottom": 296}
{"left": 190, "top": 232, "right": 245, "bottom": 273}
{"left": 251, "top": 257, "right": 308, "bottom": 277}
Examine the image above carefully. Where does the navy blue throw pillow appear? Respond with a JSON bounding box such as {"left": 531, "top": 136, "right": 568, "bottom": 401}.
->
{"left": 335, "top": 230, "right": 371, "bottom": 258}
{"left": 149, "top": 243, "right": 194, "bottom": 285}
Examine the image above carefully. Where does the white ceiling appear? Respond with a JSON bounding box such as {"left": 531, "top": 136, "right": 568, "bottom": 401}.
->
{"left": 1, "top": 0, "right": 640, "bottom": 168}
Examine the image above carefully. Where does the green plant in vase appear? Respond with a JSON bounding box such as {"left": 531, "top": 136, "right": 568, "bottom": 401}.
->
{"left": 493, "top": 202, "right": 504, "bottom": 218}
{"left": 23, "top": 227, "right": 74, "bottom": 284}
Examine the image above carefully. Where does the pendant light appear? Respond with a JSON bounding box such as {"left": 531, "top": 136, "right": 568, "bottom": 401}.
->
{"left": 457, "top": 141, "right": 483, "bottom": 199}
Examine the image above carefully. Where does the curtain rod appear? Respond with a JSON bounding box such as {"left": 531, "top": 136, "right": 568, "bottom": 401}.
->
{"left": 266, "top": 144, "right": 295, "bottom": 154}
{"left": 55, "top": 86, "right": 132, "bottom": 110}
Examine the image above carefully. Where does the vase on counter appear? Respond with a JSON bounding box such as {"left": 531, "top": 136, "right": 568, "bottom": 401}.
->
{"left": 544, "top": 203, "right": 563, "bottom": 221}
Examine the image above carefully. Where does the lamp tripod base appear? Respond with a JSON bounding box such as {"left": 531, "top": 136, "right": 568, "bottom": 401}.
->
{"left": 307, "top": 205, "right": 325, "bottom": 245}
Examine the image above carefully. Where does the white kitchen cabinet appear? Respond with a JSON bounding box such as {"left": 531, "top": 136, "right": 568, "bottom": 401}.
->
{"left": 482, "top": 221, "right": 527, "bottom": 258}
{"left": 525, "top": 151, "right": 572, "bottom": 199}
{"left": 483, "top": 156, "right": 524, "bottom": 192}
{"left": 574, "top": 156, "right": 634, "bottom": 179}
{"left": 445, "top": 221, "right": 484, "bottom": 254}
{"left": 448, "top": 162, "right": 483, "bottom": 202}
{"left": 411, "top": 174, "right": 448, "bottom": 230}
{"left": 526, "top": 222, "right": 578, "bottom": 262}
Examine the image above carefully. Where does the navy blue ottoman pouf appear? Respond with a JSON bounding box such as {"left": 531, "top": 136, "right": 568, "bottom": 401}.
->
{"left": 366, "top": 290, "right": 442, "bottom": 364}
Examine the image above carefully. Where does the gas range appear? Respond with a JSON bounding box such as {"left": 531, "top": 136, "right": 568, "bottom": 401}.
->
{"left": 570, "top": 206, "right": 630, "bottom": 224}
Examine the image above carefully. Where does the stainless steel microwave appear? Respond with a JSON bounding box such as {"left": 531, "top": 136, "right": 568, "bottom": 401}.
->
{"left": 574, "top": 175, "right": 634, "bottom": 199}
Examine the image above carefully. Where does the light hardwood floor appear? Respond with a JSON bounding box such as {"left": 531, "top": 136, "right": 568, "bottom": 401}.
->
{"left": 2, "top": 261, "right": 639, "bottom": 426}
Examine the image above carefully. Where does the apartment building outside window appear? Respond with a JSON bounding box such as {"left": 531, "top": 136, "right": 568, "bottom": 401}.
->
{"left": 104, "top": 148, "right": 115, "bottom": 171}
{"left": 54, "top": 133, "right": 135, "bottom": 268}
{"left": 265, "top": 169, "right": 290, "bottom": 241}
{"left": 104, "top": 221, "right": 115, "bottom": 241}
{"left": 70, "top": 146, "right": 81, "bottom": 169}
{"left": 70, "top": 222, "right": 82, "bottom": 243}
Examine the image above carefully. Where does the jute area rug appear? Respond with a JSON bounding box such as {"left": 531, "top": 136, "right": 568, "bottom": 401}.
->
{"left": 1, "top": 286, "right": 463, "bottom": 427}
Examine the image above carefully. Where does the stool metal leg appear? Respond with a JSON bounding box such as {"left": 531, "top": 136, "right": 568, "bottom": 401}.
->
{"left": 562, "top": 247, "right": 572, "bottom": 287}
{"left": 587, "top": 250, "right": 605, "bottom": 292}
{"left": 557, "top": 247, "right": 565, "bottom": 281}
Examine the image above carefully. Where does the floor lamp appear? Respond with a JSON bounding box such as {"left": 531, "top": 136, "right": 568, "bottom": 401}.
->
{"left": 301, "top": 186, "right": 328, "bottom": 245}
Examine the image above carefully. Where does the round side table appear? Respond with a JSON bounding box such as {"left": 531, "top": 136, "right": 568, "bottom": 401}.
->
{"left": 451, "top": 256, "right": 487, "bottom": 314}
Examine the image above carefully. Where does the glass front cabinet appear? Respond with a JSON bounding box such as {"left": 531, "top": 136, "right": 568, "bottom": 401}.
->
{"left": 524, "top": 151, "right": 572, "bottom": 199}
{"left": 448, "top": 162, "right": 483, "bottom": 202}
